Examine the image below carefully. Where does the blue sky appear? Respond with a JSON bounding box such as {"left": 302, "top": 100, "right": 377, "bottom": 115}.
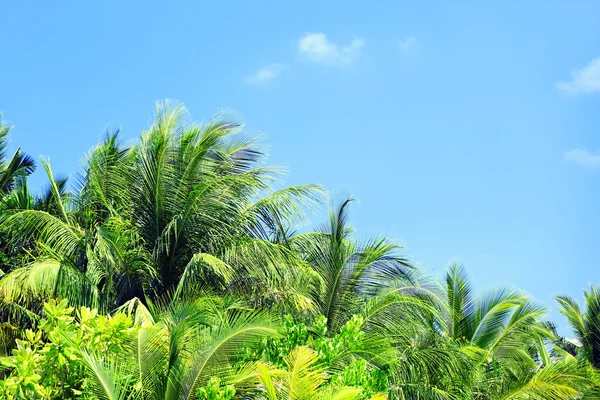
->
{"left": 2, "top": 1, "right": 599, "bottom": 331}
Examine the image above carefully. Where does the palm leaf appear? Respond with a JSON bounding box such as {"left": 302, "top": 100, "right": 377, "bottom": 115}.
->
{"left": 180, "top": 309, "right": 280, "bottom": 400}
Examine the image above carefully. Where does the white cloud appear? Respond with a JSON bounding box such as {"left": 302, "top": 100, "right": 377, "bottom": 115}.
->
{"left": 398, "top": 36, "right": 418, "bottom": 52}
{"left": 565, "top": 148, "right": 600, "bottom": 167}
{"left": 556, "top": 57, "right": 600, "bottom": 94}
{"left": 245, "top": 63, "right": 288, "bottom": 85}
{"left": 297, "top": 33, "right": 365, "bottom": 66}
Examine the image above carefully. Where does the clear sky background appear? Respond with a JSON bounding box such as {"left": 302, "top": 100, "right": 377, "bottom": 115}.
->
{"left": 2, "top": 1, "right": 599, "bottom": 332}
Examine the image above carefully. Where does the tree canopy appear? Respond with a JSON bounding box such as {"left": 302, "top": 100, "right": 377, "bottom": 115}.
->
{"left": 0, "top": 102, "right": 597, "bottom": 399}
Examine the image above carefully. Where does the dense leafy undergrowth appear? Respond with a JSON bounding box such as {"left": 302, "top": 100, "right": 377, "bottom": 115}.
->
{"left": 1, "top": 299, "right": 391, "bottom": 399}
{"left": 0, "top": 102, "right": 598, "bottom": 399}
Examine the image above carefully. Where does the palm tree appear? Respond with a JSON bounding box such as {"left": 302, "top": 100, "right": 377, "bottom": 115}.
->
{"left": 0, "top": 115, "right": 36, "bottom": 353}
{"left": 0, "top": 114, "right": 35, "bottom": 197}
{"left": 288, "top": 197, "right": 414, "bottom": 335}
{"left": 0, "top": 157, "right": 154, "bottom": 314}
{"left": 0, "top": 101, "right": 323, "bottom": 317}
{"left": 442, "top": 263, "right": 550, "bottom": 353}
{"left": 556, "top": 285, "right": 600, "bottom": 368}
{"left": 0, "top": 115, "right": 36, "bottom": 272}
{"left": 360, "top": 292, "right": 474, "bottom": 399}
{"left": 490, "top": 357, "right": 594, "bottom": 400}
{"left": 440, "top": 263, "right": 555, "bottom": 397}
{"left": 122, "top": 101, "right": 323, "bottom": 303}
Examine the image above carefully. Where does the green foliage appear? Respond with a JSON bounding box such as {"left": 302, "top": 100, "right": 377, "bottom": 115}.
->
{"left": 556, "top": 285, "right": 600, "bottom": 369}
{"left": 0, "top": 102, "right": 598, "bottom": 399}
{"left": 0, "top": 298, "right": 133, "bottom": 399}
{"left": 246, "top": 313, "right": 389, "bottom": 397}
{"left": 195, "top": 377, "right": 235, "bottom": 400}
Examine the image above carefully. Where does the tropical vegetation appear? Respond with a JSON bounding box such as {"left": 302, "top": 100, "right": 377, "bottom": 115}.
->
{"left": 0, "top": 102, "right": 598, "bottom": 399}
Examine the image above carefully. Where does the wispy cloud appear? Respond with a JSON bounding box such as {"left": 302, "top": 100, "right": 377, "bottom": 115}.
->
{"left": 297, "top": 33, "right": 365, "bottom": 66}
{"left": 565, "top": 148, "right": 600, "bottom": 167}
{"left": 556, "top": 57, "right": 600, "bottom": 94}
{"left": 398, "top": 36, "right": 418, "bottom": 52}
{"left": 245, "top": 63, "right": 288, "bottom": 85}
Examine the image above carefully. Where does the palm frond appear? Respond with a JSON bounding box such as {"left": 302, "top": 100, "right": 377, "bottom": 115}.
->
{"left": 0, "top": 259, "right": 100, "bottom": 311}
{"left": 500, "top": 359, "right": 591, "bottom": 400}
{"left": 180, "top": 309, "right": 280, "bottom": 400}
{"left": 78, "top": 349, "right": 131, "bottom": 400}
